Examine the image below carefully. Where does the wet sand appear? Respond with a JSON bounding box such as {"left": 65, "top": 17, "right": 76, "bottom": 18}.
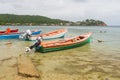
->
{"left": 0, "top": 43, "right": 120, "bottom": 80}
{"left": 1, "top": 46, "right": 120, "bottom": 80}
{"left": 0, "top": 57, "right": 17, "bottom": 80}
{"left": 31, "top": 49, "right": 120, "bottom": 80}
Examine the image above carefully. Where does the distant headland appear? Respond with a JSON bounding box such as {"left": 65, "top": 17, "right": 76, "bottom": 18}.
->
{"left": 0, "top": 14, "right": 107, "bottom": 26}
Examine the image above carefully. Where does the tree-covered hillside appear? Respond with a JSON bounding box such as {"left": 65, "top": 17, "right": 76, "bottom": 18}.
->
{"left": 76, "top": 19, "right": 107, "bottom": 26}
{"left": 0, "top": 14, "right": 70, "bottom": 26}
{"left": 0, "top": 14, "right": 107, "bottom": 26}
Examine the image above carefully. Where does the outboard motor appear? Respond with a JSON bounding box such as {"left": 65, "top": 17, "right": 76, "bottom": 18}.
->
{"left": 19, "top": 29, "right": 32, "bottom": 39}
{"left": 19, "top": 32, "right": 27, "bottom": 39}
{"left": 25, "top": 36, "right": 42, "bottom": 52}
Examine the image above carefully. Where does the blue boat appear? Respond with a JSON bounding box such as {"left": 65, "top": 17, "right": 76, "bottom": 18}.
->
{"left": 0, "top": 30, "right": 41, "bottom": 39}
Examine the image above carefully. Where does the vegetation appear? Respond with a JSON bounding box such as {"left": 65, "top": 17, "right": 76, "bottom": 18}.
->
{"left": 0, "top": 14, "right": 107, "bottom": 26}
{"left": 76, "top": 19, "right": 107, "bottom": 26}
{"left": 0, "top": 14, "right": 70, "bottom": 26}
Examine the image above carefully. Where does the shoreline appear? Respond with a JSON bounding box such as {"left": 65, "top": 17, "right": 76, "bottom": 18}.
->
{"left": 1, "top": 49, "right": 120, "bottom": 80}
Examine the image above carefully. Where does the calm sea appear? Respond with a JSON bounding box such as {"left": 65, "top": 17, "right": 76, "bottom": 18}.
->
{"left": 0, "top": 26, "right": 120, "bottom": 80}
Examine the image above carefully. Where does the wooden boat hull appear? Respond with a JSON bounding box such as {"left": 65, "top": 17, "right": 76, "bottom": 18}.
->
{"left": 36, "top": 32, "right": 92, "bottom": 53}
{"left": 0, "top": 30, "right": 41, "bottom": 39}
{"left": 25, "top": 28, "right": 67, "bottom": 41}
{"left": 0, "top": 29, "right": 18, "bottom": 34}
{"left": 42, "top": 29, "right": 67, "bottom": 40}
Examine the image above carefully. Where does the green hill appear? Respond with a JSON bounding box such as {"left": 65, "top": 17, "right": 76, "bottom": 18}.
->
{"left": 0, "top": 14, "right": 107, "bottom": 26}
{"left": 0, "top": 14, "right": 70, "bottom": 26}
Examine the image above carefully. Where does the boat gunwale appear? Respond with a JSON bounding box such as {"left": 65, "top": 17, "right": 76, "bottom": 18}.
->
{"left": 42, "top": 32, "right": 92, "bottom": 48}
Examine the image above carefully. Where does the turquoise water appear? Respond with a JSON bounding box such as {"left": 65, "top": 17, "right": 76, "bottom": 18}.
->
{"left": 0, "top": 26, "right": 120, "bottom": 80}
{"left": 0, "top": 26, "right": 120, "bottom": 56}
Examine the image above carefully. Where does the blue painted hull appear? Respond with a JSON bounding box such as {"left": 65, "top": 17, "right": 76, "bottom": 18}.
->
{"left": 0, "top": 30, "right": 41, "bottom": 39}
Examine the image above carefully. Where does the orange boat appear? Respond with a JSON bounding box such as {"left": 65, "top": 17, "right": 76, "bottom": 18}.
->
{"left": 36, "top": 32, "right": 92, "bottom": 53}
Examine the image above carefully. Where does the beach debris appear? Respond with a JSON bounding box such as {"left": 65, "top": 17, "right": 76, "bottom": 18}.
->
{"left": 104, "top": 31, "right": 107, "bottom": 33}
{"left": 97, "top": 40, "right": 104, "bottom": 43}
{"left": 100, "top": 31, "right": 107, "bottom": 33}
{"left": 17, "top": 56, "right": 40, "bottom": 78}
{"left": 100, "top": 31, "right": 102, "bottom": 33}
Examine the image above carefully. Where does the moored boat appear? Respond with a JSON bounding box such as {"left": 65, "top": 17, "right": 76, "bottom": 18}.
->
{"left": 23, "top": 28, "right": 67, "bottom": 41}
{"left": 36, "top": 32, "right": 92, "bottom": 53}
{"left": 0, "top": 29, "right": 18, "bottom": 34}
{"left": 0, "top": 30, "right": 41, "bottom": 39}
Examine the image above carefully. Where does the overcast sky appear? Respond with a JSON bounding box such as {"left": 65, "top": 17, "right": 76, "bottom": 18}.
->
{"left": 0, "top": 0, "right": 120, "bottom": 25}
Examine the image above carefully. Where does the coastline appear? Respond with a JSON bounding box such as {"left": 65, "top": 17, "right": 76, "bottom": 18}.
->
{"left": 0, "top": 14, "right": 107, "bottom": 26}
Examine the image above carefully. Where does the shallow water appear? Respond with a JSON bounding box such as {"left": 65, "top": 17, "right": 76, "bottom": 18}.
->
{"left": 0, "top": 26, "right": 120, "bottom": 80}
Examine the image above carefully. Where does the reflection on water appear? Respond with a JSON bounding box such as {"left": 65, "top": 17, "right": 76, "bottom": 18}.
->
{"left": 0, "top": 26, "right": 120, "bottom": 80}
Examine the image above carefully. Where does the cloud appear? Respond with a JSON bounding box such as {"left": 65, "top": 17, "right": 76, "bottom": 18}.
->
{"left": 0, "top": 0, "right": 120, "bottom": 25}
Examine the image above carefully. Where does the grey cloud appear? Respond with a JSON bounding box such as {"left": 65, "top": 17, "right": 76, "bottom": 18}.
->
{"left": 0, "top": 0, "right": 14, "bottom": 3}
{"left": 73, "top": 0, "right": 87, "bottom": 2}
{"left": 0, "top": 0, "right": 120, "bottom": 25}
{"left": 0, "top": 0, "right": 22, "bottom": 3}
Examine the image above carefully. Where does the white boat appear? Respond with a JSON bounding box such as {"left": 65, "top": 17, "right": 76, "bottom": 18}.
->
{"left": 26, "top": 28, "right": 67, "bottom": 41}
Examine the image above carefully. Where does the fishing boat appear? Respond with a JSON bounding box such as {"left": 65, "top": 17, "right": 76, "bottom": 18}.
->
{"left": 22, "top": 28, "right": 67, "bottom": 41}
{"left": 36, "top": 32, "right": 92, "bottom": 53}
{"left": 0, "top": 29, "right": 18, "bottom": 34}
{"left": 0, "top": 30, "right": 41, "bottom": 39}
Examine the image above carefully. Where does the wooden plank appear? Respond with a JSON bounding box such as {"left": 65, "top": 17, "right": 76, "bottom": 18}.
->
{"left": 17, "top": 56, "right": 40, "bottom": 78}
